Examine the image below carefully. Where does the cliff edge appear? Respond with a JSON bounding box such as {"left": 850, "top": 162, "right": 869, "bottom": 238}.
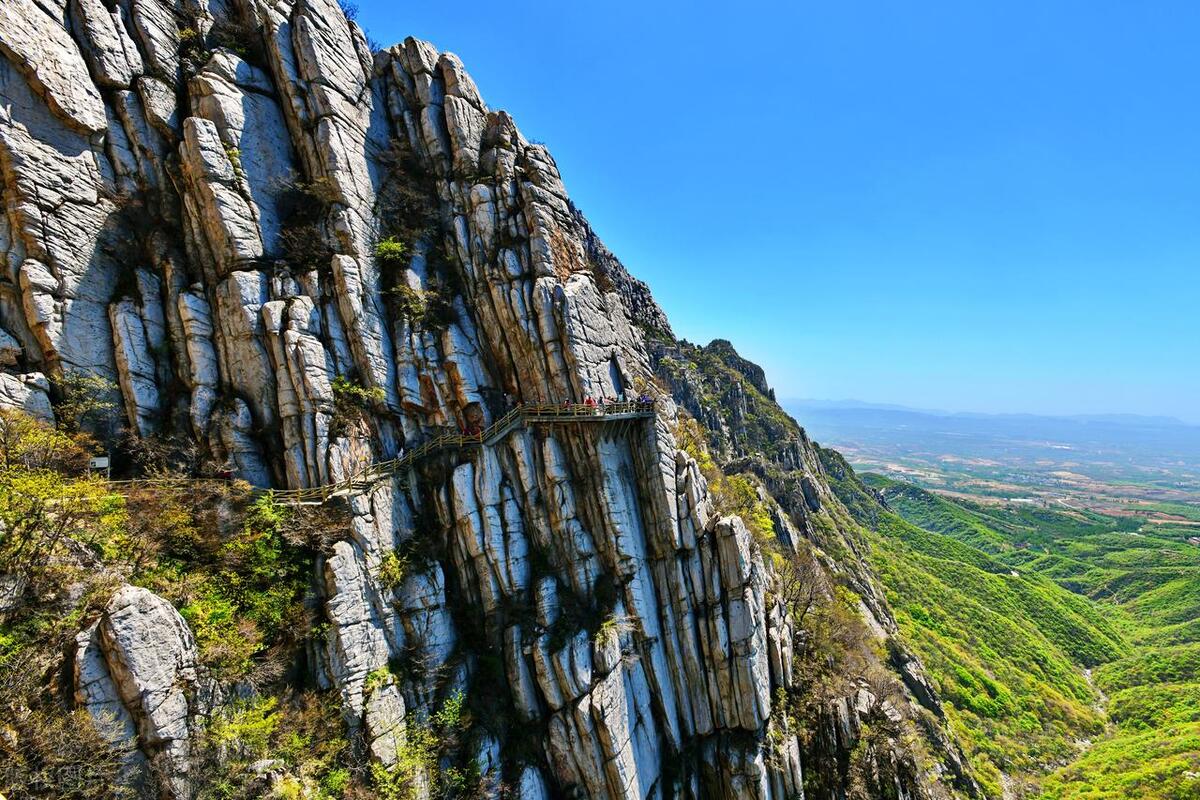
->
{"left": 0, "top": 2, "right": 977, "bottom": 798}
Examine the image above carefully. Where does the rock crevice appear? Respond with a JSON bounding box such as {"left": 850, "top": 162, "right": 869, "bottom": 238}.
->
{"left": 0, "top": 3, "right": 974, "bottom": 797}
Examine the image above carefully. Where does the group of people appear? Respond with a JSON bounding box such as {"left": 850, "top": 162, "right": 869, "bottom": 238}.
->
{"left": 579, "top": 393, "right": 654, "bottom": 409}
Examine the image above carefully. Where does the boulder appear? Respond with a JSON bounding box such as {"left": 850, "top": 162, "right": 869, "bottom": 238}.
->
{"left": 96, "top": 586, "right": 214, "bottom": 799}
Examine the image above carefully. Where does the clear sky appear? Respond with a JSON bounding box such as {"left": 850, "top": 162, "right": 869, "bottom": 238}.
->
{"left": 356, "top": 0, "right": 1200, "bottom": 422}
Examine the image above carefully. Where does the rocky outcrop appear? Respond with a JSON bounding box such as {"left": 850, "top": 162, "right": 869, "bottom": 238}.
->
{"left": 0, "top": 2, "right": 974, "bottom": 797}
{"left": 0, "top": 370, "right": 52, "bottom": 421}
{"left": 572, "top": 202, "right": 673, "bottom": 338}
{"left": 75, "top": 586, "right": 217, "bottom": 798}
{"left": 652, "top": 337, "right": 983, "bottom": 799}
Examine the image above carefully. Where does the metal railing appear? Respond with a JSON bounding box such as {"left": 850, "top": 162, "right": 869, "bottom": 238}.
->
{"left": 103, "top": 401, "right": 657, "bottom": 506}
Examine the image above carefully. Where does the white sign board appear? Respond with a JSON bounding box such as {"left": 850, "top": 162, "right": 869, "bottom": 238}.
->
{"left": 89, "top": 456, "right": 110, "bottom": 469}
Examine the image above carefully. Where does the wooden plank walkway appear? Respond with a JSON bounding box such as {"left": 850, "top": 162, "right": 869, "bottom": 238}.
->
{"left": 105, "top": 401, "right": 657, "bottom": 506}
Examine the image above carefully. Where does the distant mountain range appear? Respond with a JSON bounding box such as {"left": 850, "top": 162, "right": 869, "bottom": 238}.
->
{"left": 782, "top": 398, "right": 1200, "bottom": 481}
{"left": 788, "top": 399, "right": 1194, "bottom": 429}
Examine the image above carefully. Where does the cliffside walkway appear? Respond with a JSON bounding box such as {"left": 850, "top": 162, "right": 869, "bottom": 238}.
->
{"left": 105, "top": 401, "right": 657, "bottom": 506}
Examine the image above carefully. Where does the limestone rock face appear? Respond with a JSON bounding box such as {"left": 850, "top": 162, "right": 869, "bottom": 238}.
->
{"left": 0, "top": 327, "right": 21, "bottom": 366}
{"left": 0, "top": 2, "right": 973, "bottom": 797}
{"left": 76, "top": 586, "right": 217, "bottom": 799}
{"left": 652, "top": 338, "right": 983, "bottom": 799}
{"left": 0, "top": 0, "right": 107, "bottom": 134}
{"left": 0, "top": 370, "right": 52, "bottom": 421}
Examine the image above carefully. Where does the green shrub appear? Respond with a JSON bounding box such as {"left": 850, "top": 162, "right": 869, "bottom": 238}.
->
{"left": 332, "top": 375, "right": 385, "bottom": 408}
{"left": 55, "top": 372, "right": 119, "bottom": 434}
{"left": 223, "top": 144, "right": 243, "bottom": 178}
{"left": 196, "top": 692, "right": 353, "bottom": 799}
{"left": 378, "top": 550, "right": 409, "bottom": 589}
{"left": 331, "top": 375, "right": 386, "bottom": 434}
{"left": 594, "top": 614, "right": 632, "bottom": 648}
{"left": 390, "top": 285, "right": 426, "bottom": 320}
{"left": 169, "top": 494, "right": 313, "bottom": 680}
{"left": 181, "top": 590, "right": 260, "bottom": 679}
{"left": 375, "top": 236, "right": 409, "bottom": 268}
{"left": 321, "top": 768, "right": 351, "bottom": 796}
{"left": 209, "top": 696, "right": 280, "bottom": 758}
{"left": 431, "top": 689, "right": 465, "bottom": 730}
{"left": 365, "top": 666, "right": 393, "bottom": 693}
{"left": 387, "top": 283, "right": 457, "bottom": 328}
{"left": 178, "top": 26, "right": 207, "bottom": 74}
{"left": 371, "top": 690, "right": 468, "bottom": 800}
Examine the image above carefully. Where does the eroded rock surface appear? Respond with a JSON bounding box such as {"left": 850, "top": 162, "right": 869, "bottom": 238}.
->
{"left": 77, "top": 586, "right": 216, "bottom": 798}
{"left": 0, "top": 2, "right": 975, "bottom": 797}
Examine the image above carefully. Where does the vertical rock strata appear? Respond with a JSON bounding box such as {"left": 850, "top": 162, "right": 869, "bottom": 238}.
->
{"left": 0, "top": 2, "right": 970, "bottom": 798}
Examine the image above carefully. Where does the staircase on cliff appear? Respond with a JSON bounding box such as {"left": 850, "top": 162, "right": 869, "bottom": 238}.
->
{"left": 0, "top": 1, "right": 979, "bottom": 798}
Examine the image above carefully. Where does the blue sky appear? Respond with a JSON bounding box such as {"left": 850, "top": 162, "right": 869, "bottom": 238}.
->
{"left": 356, "top": 0, "right": 1200, "bottom": 422}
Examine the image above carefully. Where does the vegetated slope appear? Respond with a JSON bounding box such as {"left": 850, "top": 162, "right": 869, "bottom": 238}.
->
{"left": 0, "top": 0, "right": 993, "bottom": 796}
{"left": 0, "top": 0, "right": 1179, "bottom": 796}
{"left": 0, "top": 425, "right": 351, "bottom": 797}
{"left": 870, "top": 477, "right": 1200, "bottom": 800}
{"left": 648, "top": 338, "right": 1119, "bottom": 799}
{"left": 646, "top": 334, "right": 1194, "bottom": 800}
{"left": 806, "top": 465, "right": 1121, "bottom": 799}
{"left": 644, "top": 338, "right": 988, "bottom": 797}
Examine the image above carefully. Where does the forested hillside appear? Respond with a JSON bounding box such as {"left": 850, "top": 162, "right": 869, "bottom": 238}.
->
{"left": 0, "top": 0, "right": 1191, "bottom": 796}
{"left": 868, "top": 477, "right": 1200, "bottom": 799}
{"left": 649, "top": 335, "right": 1199, "bottom": 800}
{"left": 0, "top": 0, "right": 988, "bottom": 795}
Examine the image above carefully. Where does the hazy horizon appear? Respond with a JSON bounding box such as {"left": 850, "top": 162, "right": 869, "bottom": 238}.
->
{"left": 784, "top": 397, "right": 1200, "bottom": 426}
{"left": 357, "top": 0, "right": 1200, "bottom": 423}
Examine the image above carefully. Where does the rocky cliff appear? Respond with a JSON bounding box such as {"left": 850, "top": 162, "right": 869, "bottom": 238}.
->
{"left": 1, "top": 2, "right": 974, "bottom": 798}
